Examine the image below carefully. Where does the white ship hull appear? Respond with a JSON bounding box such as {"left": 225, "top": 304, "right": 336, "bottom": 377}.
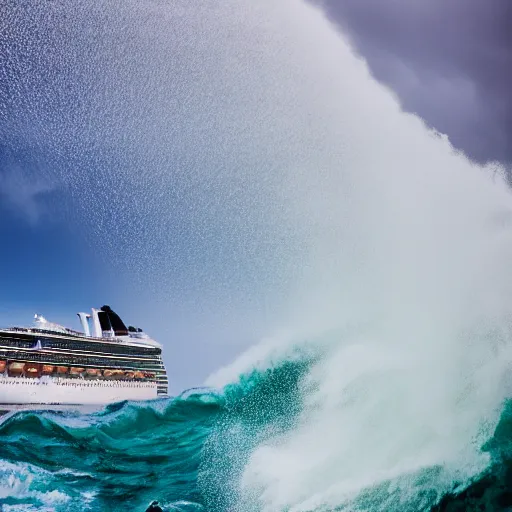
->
{"left": 0, "top": 375, "right": 158, "bottom": 405}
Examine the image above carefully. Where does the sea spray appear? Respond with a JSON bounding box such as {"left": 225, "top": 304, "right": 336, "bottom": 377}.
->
{"left": 203, "top": 1, "right": 512, "bottom": 509}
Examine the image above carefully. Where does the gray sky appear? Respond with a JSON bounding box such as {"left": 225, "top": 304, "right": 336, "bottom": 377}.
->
{"left": 318, "top": 0, "right": 512, "bottom": 167}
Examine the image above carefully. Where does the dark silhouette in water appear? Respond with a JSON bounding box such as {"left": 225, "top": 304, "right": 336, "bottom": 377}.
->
{"left": 145, "top": 501, "right": 163, "bottom": 512}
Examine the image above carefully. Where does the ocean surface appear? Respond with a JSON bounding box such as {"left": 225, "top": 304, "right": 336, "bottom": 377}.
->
{"left": 0, "top": 352, "right": 511, "bottom": 512}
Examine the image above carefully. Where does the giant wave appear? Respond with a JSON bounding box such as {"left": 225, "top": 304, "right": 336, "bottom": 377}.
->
{"left": 0, "top": 351, "right": 512, "bottom": 511}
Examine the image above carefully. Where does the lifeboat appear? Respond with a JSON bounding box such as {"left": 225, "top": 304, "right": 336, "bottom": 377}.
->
{"left": 0, "top": 360, "right": 6, "bottom": 373}
{"left": 86, "top": 368, "right": 100, "bottom": 377}
{"left": 56, "top": 366, "right": 68, "bottom": 375}
{"left": 124, "top": 371, "right": 135, "bottom": 379}
{"left": 111, "top": 370, "right": 124, "bottom": 379}
{"left": 103, "top": 369, "right": 114, "bottom": 378}
{"left": 8, "top": 362, "right": 25, "bottom": 376}
{"left": 25, "top": 367, "right": 39, "bottom": 378}
{"left": 25, "top": 363, "right": 41, "bottom": 377}
{"left": 69, "top": 367, "right": 84, "bottom": 376}
{"left": 143, "top": 372, "right": 156, "bottom": 379}
{"left": 134, "top": 371, "right": 144, "bottom": 379}
{"left": 42, "top": 365, "right": 54, "bottom": 376}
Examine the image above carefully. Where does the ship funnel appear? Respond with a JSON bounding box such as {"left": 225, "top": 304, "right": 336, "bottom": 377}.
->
{"left": 91, "top": 308, "right": 102, "bottom": 338}
{"left": 77, "top": 312, "right": 91, "bottom": 337}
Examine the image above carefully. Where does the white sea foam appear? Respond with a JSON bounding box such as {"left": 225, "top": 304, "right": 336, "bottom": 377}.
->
{"left": 0, "top": 461, "right": 71, "bottom": 509}
{"left": 203, "top": 1, "right": 512, "bottom": 510}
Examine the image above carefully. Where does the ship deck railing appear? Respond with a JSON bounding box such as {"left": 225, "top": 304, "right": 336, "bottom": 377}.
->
{"left": 1, "top": 327, "right": 131, "bottom": 344}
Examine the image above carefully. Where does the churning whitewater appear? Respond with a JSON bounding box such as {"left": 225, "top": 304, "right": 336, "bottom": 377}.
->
{"left": 3, "top": 0, "right": 512, "bottom": 510}
{"left": 2, "top": 362, "right": 512, "bottom": 512}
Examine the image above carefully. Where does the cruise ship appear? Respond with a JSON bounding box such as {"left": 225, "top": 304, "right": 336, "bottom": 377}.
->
{"left": 0, "top": 306, "right": 168, "bottom": 406}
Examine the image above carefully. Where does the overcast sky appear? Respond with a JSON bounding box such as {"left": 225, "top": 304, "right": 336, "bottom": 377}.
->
{"left": 318, "top": 0, "right": 512, "bottom": 168}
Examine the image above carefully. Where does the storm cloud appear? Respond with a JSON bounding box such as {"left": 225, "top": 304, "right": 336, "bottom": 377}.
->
{"left": 317, "top": 0, "right": 512, "bottom": 167}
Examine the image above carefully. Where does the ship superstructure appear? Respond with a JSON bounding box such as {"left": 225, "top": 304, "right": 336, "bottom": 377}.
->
{"left": 0, "top": 306, "right": 168, "bottom": 405}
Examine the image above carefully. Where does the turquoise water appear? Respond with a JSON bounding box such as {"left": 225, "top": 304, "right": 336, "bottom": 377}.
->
{"left": 0, "top": 354, "right": 510, "bottom": 512}
{"left": 0, "top": 358, "right": 308, "bottom": 511}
